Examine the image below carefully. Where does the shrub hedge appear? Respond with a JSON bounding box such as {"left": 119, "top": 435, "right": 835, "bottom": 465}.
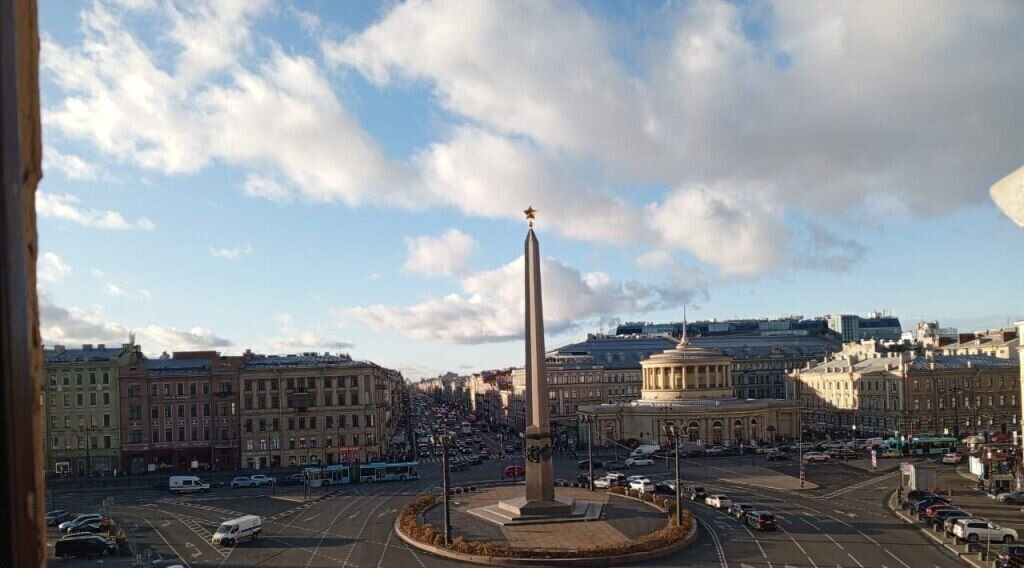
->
{"left": 397, "top": 491, "right": 693, "bottom": 559}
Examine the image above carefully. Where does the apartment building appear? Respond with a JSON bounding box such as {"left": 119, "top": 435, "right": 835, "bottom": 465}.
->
{"left": 118, "top": 352, "right": 243, "bottom": 474}
{"left": 43, "top": 342, "right": 142, "bottom": 474}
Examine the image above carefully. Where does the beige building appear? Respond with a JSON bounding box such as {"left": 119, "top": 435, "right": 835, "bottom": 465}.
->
{"left": 939, "top": 328, "right": 1019, "bottom": 359}
{"left": 579, "top": 338, "right": 800, "bottom": 448}
{"left": 238, "top": 354, "right": 401, "bottom": 469}
{"left": 791, "top": 341, "right": 1021, "bottom": 437}
{"left": 43, "top": 342, "right": 142, "bottom": 474}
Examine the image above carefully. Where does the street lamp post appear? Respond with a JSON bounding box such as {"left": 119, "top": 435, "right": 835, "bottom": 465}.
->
{"left": 851, "top": 424, "right": 857, "bottom": 445}
{"left": 431, "top": 434, "right": 453, "bottom": 545}
{"left": 663, "top": 423, "right": 683, "bottom": 526}
{"left": 579, "top": 412, "right": 595, "bottom": 491}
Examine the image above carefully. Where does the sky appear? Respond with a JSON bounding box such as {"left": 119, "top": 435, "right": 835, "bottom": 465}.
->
{"left": 36, "top": 0, "right": 1024, "bottom": 379}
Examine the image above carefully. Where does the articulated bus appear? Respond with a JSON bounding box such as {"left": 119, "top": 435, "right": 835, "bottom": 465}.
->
{"left": 884, "top": 435, "right": 957, "bottom": 455}
{"left": 323, "top": 464, "right": 351, "bottom": 485}
{"left": 358, "top": 461, "right": 420, "bottom": 483}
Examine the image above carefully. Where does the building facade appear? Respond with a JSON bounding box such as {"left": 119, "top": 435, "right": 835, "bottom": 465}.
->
{"left": 237, "top": 354, "right": 399, "bottom": 469}
{"left": 118, "top": 352, "right": 243, "bottom": 474}
{"left": 43, "top": 342, "right": 142, "bottom": 474}
{"left": 791, "top": 341, "right": 1021, "bottom": 437}
{"left": 579, "top": 338, "right": 800, "bottom": 449}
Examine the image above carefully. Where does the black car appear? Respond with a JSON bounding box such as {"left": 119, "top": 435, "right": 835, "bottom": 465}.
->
{"left": 747, "top": 511, "right": 778, "bottom": 531}
{"left": 577, "top": 473, "right": 593, "bottom": 485}
{"left": 931, "top": 509, "right": 971, "bottom": 529}
{"left": 912, "top": 497, "right": 950, "bottom": 516}
{"left": 468, "top": 455, "right": 483, "bottom": 465}
{"left": 766, "top": 453, "right": 790, "bottom": 461}
{"left": 45, "top": 510, "right": 71, "bottom": 527}
{"left": 577, "top": 460, "right": 604, "bottom": 470}
{"left": 996, "top": 545, "right": 1024, "bottom": 568}
{"left": 730, "top": 503, "right": 755, "bottom": 519}
{"left": 901, "top": 490, "right": 936, "bottom": 509}
{"left": 655, "top": 481, "right": 677, "bottom": 494}
{"left": 605, "top": 461, "right": 628, "bottom": 470}
{"left": 55, "top": 535, "right": 117, "bottom": 561}
{"left": 683, "top": 486, "right": 708, "bottom": 501}
{"left": 451, "top": 461, "right": 470, "bottom": 472}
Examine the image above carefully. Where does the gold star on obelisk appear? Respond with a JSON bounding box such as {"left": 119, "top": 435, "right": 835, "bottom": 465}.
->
{"left": 524, "top": 206, "right": 537, "bottom": 227}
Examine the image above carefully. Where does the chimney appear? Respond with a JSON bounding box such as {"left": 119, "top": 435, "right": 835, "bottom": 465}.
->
{"left": 97, "top": 343, "right": 105, "bottom": 349}
{"left": 82, "top": 344, "right": 93, "bottom": 350}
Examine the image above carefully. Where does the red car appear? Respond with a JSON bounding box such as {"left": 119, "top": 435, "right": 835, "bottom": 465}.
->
{"left": 924, "top": 504, "right": 958, "bottom": 518}
{"left": 504, "top": 465, "right": 525, "bottom": 477}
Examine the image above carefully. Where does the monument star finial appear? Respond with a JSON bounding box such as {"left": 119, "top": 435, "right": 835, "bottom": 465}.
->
{"left": 524, "top": 206, "right": 537, "bottom": 227}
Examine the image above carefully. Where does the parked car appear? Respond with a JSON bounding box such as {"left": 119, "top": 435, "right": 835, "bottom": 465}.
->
{"left": 605, "top": 461, "right": 629, "bottom": 470}
{"left": 249, "top": 474, "right": 276, "bottom": 486}
{"left": 577, "top": 473, "right": 594, "bottom": 485}
{"left": 628, "top": 478, "right": 655, "bottom": 493}
{"left": 942, "top": 453, "right": 963, "bottom": 464}
{"left": 803, "top": 452, "right": 830, "bottom": 462}
{"left": 705, "top": 446, "right": 727, "bottom": 456}
{"left": 747, "top": 511, "right": 778, "bottom": 531}
{"left": 655, "top": 481, "right": 677, "bottom": 494}
{"left": 59, "top": 514, "right": 102, "bottom": 533}
{"left": 947, "top": 517, "right": 984, "bottom": 538}
{"left": 684, "top": 486, "right": 708, "bottom": 501}
{"left": 912, "top": 497, "right": 950, "bottom": 516}
{"left": 923, "top": 504, "right": 959, "bottom": 520}
{"left": 730, "top": 503, "right": 755, "bottom": 519}
{"left": 55, "top": 535, "right": 117, "bottom": 561}
{"left": 930, "top": 509, "right": 970, "bottom": 529}
{"left": 577, "top": 460, "right": 604, "bottom": 470}
{"left": 766, "top": 453, "right": 791, "bottom": 461}
{"left": 954, "top": 520, "right": 1018, "bottom": 544}
{"left": 996, "top": 545, "right": 1024, "bottom": 568}
{"left": 593, "top": 476, "right": 613, "bottom": 489}
{"left": 45, "top": 510, "right": 71, "bottom": 527}
{"left": 625, "top": 457, "right": 655, "bottom": 467}
{"left": 67, "top": 521, "right": 110, "bottom": 535}
{"left": 231, "top": 476, "right": 256, "bottom": 488}
{"left": 998, "top": 492, "right": 1024, "bottom": 505}
{"left": 705, "top": 494, "right": 733, "bottom": 509}
{"left": 504, "top": 465, "right": 525, "bottom": 477}
{"left": 901, "top": 490, "right": 937, "bottom": 509}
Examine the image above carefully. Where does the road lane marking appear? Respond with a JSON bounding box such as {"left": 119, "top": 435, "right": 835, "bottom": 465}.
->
{"left": 826, "top": 534, "right": 844, "bottom": 550}
{"left": 856, "top": 530, "right": 880, "bottom": 546}
{"left": 886, "top": 550, "right": 912, "bottom": 568}
{"left": 847, "top": 552, "right": 864, "bottom": 567}
{"left": 699, "top": 518, "right": 729, "bottom": 568}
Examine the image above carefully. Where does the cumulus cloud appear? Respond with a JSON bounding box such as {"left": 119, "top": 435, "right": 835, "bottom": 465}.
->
{"left": 103, "top": 282, "right": 151, "bottom": 300}
{"left": 38, "top": 252, "right": 72, "bottom": 283}
{"left": 209, "top": 244, "right": 253, "bottom": 260}
{"left": 44, "top": 146, "right": 98, "bottom": 180}
{"left": 261, "top": 312, "right": 354, "bottom": 353}
{"left": 402, "top": 228, "right": 477, "bottom": 277}
{"left": 36, "top": 192, "right": 155, "bottom": 231}
{"left": 39, "top": 292, "right": 230, "bottom": 352}
{"left": 635, "top": 251, "right": 678, "bottom": 271}
{"left": 44, "top": 0, "right": 411, "bottom": 206}
{"left": 348, "top": 255, "right": 705, "bottom": 344}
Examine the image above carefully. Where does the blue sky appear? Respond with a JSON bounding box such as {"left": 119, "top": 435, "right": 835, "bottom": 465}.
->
{"left": 35, "top": 0, "right": 1024, "bottom": 378}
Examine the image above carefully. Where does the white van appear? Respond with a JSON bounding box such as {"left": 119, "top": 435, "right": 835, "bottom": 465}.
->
{"left": 168, "top": 476, "right": 210, "bottom": 494}
{"left": 211, "top": 515, "right": 262, "bottom": 546}
{"left": 631, "top": 444, "right": 660, "bottom": 458}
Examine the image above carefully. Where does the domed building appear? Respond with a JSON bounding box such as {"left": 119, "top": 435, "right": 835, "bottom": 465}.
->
{"left": 578, "top": 336, "right": 800, "bottom": 448}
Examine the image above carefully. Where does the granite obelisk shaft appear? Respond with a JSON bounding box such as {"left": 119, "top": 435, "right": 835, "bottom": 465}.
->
{"left": 524, "top": 227, "right": 554, "bottom": 503}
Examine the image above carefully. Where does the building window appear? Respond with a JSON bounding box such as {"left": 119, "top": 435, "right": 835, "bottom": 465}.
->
{"left": 244, "top": 420, "right": 253, "bottom": 433}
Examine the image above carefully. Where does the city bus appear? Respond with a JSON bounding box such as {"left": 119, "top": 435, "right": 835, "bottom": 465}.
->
{"left": 883, "top": 435, "right": 957, "bottom": 455}
{"left": 358, "top": 461, "right": 420, "bottom": 483}
{"left": 323, "top": 464, "right": 351, "bottom": 485}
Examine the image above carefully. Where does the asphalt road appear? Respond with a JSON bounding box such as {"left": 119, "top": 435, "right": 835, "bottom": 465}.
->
{"left": 45, "top": 426, "right": 970, "bottom": 567}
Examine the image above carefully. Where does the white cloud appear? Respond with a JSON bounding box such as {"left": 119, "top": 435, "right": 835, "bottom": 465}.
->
{"left": 349, "top": 255, "right": 704, "bottom": 344}
{"left": 402, "top": 228, "right": 477, "bottom": 277}
{"left": 38, "top": 252, "right": 72, "bottom": 283}
{"left": 39, "top": 292, "right": 230, "bottom": 353}
{"left": 209, "top": 244, "right": 253, "bottom": 260}
{"left": 44, "top": 146, "right": 98, "bottom": 179}
{"left": 261, "top": 312, "right": 354, "bottom": 353}
{"left": 36, "top": 192, "right": 155, "bottom": 231}
{"left": 241, "top": 174, "right": 292, "bottom": 202}
{"left": 418, "top": 127, "right": 645, "bottom": 244}
{"left": 103, "top": 282, "right": 151, "bottom": 299}
{"left": 635, "top": 251, "right": 678, "bottom": 271}
{"left": 44, "top": 1, "right": 412, "bottom": 206}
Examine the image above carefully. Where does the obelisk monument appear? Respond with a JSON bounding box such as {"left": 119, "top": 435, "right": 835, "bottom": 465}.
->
{"left": 522, "top": 206, "right": 556, "bottom": 504}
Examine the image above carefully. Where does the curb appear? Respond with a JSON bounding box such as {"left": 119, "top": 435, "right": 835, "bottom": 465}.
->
{"left": 886, "top": 490, "right": 993, "bottom": 568}
{"left": 396, "top": 496, "right": 698, "bottom": 567}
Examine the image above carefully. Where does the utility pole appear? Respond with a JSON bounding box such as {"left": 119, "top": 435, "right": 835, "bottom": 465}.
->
{"left": 579, "top": 412, "right": 594, "bottom": 491}
{"left": 432, "top": 434, "right": 452, "bottom": 545}
{"left": 664, "top": 423, "right": 683, "bottom": 526}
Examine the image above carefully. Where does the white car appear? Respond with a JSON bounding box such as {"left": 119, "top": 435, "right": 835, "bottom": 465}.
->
{"left": 231, "top": 476, "right": 256, "bottom": 488}
{"left": 58, "top": 514, "right": 102, "bottom": 533}
{"left": 941, "top": 453, "right": 962, "bottom": 464}
{"left": 249, "top": 474, "right": 276, "bottom": 486}
{"left": 593, "top": 477, "right": 613, "bottom": 489}
{"left": 625, "top": 457, "right": 654, "bottom": 467}
{"left": 628, "top": 478, "right": 655, "bottom": 493}
{"left": 953, "top": 519, "right": 1017, "bottom": 543}
{"left": 705, "top": 494, "right": 733, "bottom": 509}
{"left": 705, "top": 446, "right": 726, "bottom": 456}
{"left": 803, "top": 452, "right": 830, "bottom": 462}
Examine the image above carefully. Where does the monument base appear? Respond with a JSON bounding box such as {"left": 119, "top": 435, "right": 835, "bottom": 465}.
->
{"left": 467, "top": 493, "right": 604, "bottom": 526}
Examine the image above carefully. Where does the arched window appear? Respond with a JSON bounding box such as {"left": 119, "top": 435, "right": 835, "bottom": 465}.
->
{"left": 687, "top": 421, "right": 700, "bottom": 442}
{"left": 733, "top": 419, "right": 743, "bottom": 441}
{"left": 712, "top": 421, "right": 723, "bottom": 444}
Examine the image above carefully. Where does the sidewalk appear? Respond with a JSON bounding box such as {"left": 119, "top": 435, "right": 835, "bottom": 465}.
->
{"left": 689, "top": 463, "right": 818, "bottom": 491}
